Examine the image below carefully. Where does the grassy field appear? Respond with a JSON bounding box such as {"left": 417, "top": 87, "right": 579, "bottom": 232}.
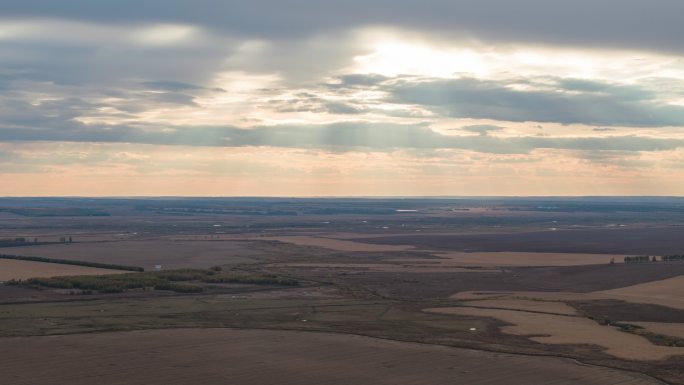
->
{"left": 0, "top": 329, "right": 663, "bottom": 385}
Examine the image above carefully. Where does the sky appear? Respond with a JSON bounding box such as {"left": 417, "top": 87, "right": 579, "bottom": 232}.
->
{"left": 1, "top": 0, "right": 684, "bottom": 196}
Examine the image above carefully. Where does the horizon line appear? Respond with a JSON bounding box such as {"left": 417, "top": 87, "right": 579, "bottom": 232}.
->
{"left": 2, "top": 195, "right": 684, "bottom": 199}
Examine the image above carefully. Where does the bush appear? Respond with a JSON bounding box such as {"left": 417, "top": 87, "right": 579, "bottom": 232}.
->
{"left": 202, "top": 273, "right": 299, "bottom": 286}
{"left": 154, "top": 282, "right": 204, "bottom": 293}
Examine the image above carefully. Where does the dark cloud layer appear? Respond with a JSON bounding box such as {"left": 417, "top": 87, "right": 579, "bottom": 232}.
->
{"left": 388, "top": 77, "right": 684, "bottom": 127}
{"left": 1, "top": 1, "right": 683, "bottom": 158}
{"left": 2, "top": 0, "right": 684, "bottom": 54}
{"left": 460, "top": 125, "right": 504, "bottom": 136}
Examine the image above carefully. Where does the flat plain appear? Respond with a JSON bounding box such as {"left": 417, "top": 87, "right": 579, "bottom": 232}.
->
{"left": 0, "top": 329, "right": 664, "bottom": 385}
{"left": 1, "top": 197, "right": 684, "bottom": 384}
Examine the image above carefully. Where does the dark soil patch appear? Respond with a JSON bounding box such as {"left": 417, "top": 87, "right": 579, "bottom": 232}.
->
{"left": 359, "top": 227, "right": 684, "bottom": 254}
{"left": 572, "top": 300, "right": 684, "bottom": 323}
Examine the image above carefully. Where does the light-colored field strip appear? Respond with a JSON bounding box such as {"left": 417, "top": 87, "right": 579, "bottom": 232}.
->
{"left": 260, "top": 236, "right": 414, "bottom": 252}
{"left": 0, "top": 259, "right": 126, "bottom": 281}
{"left": 430, "top": 252, "right": 621, "bottom": 267}
{"left": 439, "top": 275, "right": 684, "bottom": 360}
{"left": 0, "top": 328, "right": 663, "bottom": 385}
{"left": 425, "top": 307, "right": 684, "bottom": 361}
{"left": 452, "top": 274, "right": 684, "bottom": 310}
{"left": 464, "top": 299, "right": 579, "bottom": 315}
{"left": 596, "top": 275, "right": 684, "bottom": 310}
{"left": 272, "top": 262, "right": 500, "bottom": 273}
{"left": 630, "top": 322, "right": 684, "bottom": 339}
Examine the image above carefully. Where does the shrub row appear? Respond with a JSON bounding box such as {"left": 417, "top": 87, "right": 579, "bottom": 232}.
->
{"left": 22, "top": 273, "right": 202, "bottom": 294}
{"left": 12, "top": 268, "right": 298, "bottom": 294}
{"left": 203, "top": 274, "right": 299, "bottom": 286}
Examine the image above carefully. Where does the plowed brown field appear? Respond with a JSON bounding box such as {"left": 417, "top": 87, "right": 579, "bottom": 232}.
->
{"left": 0, "top": 259, "right": 126, "bottom": 281}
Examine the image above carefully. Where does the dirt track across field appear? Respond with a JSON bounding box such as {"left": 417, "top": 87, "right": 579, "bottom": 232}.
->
{"left": 0, "top": 328, "right": 664, "bottom": 385}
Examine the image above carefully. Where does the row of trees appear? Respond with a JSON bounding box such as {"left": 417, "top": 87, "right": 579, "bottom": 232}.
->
{"left": 624, "top": 255, "right": 684, "bottom": 263}
{"left": 0, "top": 236, "right": 73, "bottom": 246}
{"left": 624, "top": 256, "right": 654, "bottom": 263}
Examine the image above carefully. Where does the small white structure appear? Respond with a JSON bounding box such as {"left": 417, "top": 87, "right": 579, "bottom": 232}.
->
{"left": 154, "top": 265, "right": 162, "bottom": 271}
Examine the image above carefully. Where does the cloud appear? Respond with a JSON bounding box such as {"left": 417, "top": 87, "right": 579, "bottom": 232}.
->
{"left": 2, "top": 1, "right": 684, "bottom": 55}
{"left": 2, "top": 118, "right": 683, "bottom": 155}
{"left": 460, "top": 124, "right": 504, "bottom": 136}
{"left": 1, "top": 2, "right": 683, "bottom": 171}
{"left": 388, "top": 76, "right": 684, "bottom": 127}
{"left": 324, "top": 102, "right": 367, "bottom": 115}
{"left": 326, "top": 74, "right": 391, "bottom": 89}
{"left": 141, "top": 81, "right": 205, "bottom": 92}
{"left": 0, "top": 148, "right": 17, "bottom": 162}
{"left": 0, "top": 20, "right": 236, "bottom": 90}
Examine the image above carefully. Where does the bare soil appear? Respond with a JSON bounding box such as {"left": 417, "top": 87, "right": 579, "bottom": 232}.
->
{"left": 0, "top": 259, "right": 126, "bottom": 281}
{"left": 597, "top": 275, "right": 684, "bottom": 310}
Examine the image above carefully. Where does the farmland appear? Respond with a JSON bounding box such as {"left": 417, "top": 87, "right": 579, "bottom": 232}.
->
{"left": 425, "top": 307, "right": 682, "bottom": 361}
{"left": 0, "top": 329, "right": 663, "bottom": 385}
{"left": 1, "top": 197, "right": 684, "bottom": 384}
